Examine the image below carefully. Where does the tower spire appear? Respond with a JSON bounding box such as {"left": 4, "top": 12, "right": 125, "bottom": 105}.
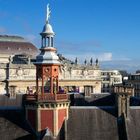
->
{"left": 40, "top": 4, "right": 54, "bottom": 48}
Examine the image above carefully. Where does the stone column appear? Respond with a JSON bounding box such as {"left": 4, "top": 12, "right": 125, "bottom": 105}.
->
{"left": 64, "top": 119, "right": 68, "bottom": 140}
{"left": 53, "top": 108, "right": 58, "bottom": 137}
{"left": 126, "top": 96, "right": 130, "bottom": 119}
{"left": 36, "top": 106, "right": 41, "bottom": 132}
{"left": 118, "top": 95, "right": 122, "bottom": 117}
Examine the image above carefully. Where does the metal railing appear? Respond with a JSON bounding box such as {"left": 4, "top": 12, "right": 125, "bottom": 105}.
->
{"left": 25, "top": 93, "right": 68, "bottom": 102}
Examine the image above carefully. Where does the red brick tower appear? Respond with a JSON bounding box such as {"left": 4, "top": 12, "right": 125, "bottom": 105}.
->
{"left": 25, "top": 4, "right": 69, "bottom": 138}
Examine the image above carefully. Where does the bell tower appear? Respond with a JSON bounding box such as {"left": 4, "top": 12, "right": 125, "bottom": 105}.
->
{"left": 25, "top": 4, "right": 69, "bottom": 138}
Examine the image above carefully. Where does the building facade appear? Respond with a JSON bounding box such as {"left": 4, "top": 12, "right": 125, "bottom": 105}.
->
{"left": 101, "top": 70, "right": 122, "bottom": 93}
{"left": 126, "top": 72, "right": 140, "bottom": 97}
{"left": 0, "top": 37, "right": 101, "bottom": 96}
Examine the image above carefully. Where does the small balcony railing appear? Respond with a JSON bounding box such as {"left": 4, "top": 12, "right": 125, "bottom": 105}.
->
{"left": 25, "top": 93, "right": 68, "bottom": 102}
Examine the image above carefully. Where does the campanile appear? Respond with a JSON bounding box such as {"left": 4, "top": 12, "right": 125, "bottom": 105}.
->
{"left": 25, "top": 4, "right": 69, "bottom": 138}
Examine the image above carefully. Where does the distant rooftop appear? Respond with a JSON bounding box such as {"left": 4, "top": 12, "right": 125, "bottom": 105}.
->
{"left": 0, "top": 35, "right": 38, "bottom": 56}
{"left": 0, "top": 35, "right": 27, "bottom": 43}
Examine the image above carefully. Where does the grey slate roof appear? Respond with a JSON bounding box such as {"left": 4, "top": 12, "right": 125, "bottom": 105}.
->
{"left": 67, "top": 107, "right": 119, "bottom": 140}
{"left": 126, "top": 108, "right": 140, "bottom": 140}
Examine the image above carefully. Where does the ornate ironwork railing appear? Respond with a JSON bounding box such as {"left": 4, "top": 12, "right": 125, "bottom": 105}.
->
{"left": 25, "top": 93, "right": 68, "bottom": 102}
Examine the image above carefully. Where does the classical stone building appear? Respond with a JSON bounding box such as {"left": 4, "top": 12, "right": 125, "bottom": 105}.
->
{"left": 0, "top": 35, "right": 38, "bottom": 96}
{"left": 0, "top": 38, "right": 101, "bottom": 96}
{"left": 59, "top": 58, "right": 101, "bottom": 93}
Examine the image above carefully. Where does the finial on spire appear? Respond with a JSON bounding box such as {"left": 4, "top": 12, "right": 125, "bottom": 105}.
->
{"left": 46, "top": 4, "right": 51, "bottom": 23}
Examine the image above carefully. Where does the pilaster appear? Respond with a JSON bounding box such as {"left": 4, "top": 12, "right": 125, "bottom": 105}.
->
{"left": 53, "top": 108, "right": 58, "bottom": 137}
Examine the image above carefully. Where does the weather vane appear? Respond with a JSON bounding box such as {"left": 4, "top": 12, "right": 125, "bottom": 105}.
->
{"left": 46, "top": 4, "right": 51, "bottom": 23}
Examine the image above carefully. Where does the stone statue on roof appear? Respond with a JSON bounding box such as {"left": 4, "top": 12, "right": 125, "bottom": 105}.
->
{"left": 46, "top": 4, "right": 51, "bottom": 23}
{"left": 75, "top": 57, "right": 78, "bottom": 65}
{"left": 90, "top": 58, "right": 93, "bottom": 66}
{"left": 84, "top": 59, "right": 87, "bottom": 65}
{"left": 95, "top": 58, "right": 99, "bottom": 66}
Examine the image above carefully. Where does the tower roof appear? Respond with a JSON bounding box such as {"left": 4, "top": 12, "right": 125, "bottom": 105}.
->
{"left": 41, "top": 23, "right": 54, "bottom": 36}
{"left": 36, "top": 4, "right": 60, "bottom": 65}
{"left": 36, "top": 47, "right": 60, "bottom": 65}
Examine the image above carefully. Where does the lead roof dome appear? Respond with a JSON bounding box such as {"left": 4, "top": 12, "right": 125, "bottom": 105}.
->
{"left": 0, "top": 35, "right": 39, "bottom": 57}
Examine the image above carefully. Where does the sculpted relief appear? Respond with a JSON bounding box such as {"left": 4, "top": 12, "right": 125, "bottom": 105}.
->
{"left": 59, "top": 65, "right": 100, "bottom": 79}
{"left": 9, "top": 67, "right": 36, "bottom": 80}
